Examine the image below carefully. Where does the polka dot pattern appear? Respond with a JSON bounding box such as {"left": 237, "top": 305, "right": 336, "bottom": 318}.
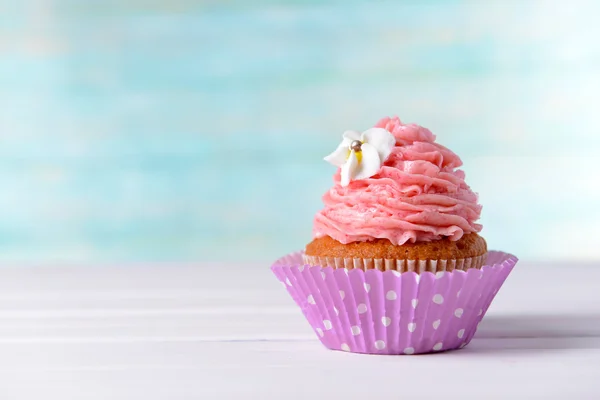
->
{"left": 271, "top": 250, "right": 517, "bottom": 355}
{"left": 433, "top": 294, "right": 444, "bottom": 304}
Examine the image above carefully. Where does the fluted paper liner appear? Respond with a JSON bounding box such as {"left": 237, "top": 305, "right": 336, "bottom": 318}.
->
{"left": 272, "top": 250, "right": 517, "bottom": 355}
{"left": 302, "top": 253, "right": 486, "bottom": 272}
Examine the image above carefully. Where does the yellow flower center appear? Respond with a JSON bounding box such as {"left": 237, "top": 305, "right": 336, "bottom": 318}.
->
{"left": 349, "top": 140, "right": 363, "bottom": 163}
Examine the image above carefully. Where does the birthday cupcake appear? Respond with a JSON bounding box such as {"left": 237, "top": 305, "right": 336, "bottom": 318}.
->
{"left": 271, "top": 116, "right": 517, "bottom": 355}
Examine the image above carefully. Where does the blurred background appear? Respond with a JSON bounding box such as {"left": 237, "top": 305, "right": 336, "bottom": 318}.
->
{"left": 0, "top": 0, "right": 599, "bottom": 264}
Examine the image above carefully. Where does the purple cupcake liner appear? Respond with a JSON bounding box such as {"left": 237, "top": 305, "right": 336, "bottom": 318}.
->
{"left": 271, "top": 250, "right": 517, "bottom": 355}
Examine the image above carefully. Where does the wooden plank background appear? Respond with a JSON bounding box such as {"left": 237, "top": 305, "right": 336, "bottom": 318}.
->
{"left": 0, "top": 0, "right": 599, "bottom": 263}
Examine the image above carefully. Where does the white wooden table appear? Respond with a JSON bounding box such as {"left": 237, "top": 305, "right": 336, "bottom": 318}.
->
{"left": 0, "top": 261, "right": 598, "bottom": 399}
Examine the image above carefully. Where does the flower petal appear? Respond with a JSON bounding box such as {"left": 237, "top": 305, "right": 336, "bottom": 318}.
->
{"left": 353, "top": 143, "right": 381, "bottom": 181}
{"left": 324, "top": 142, "right": 350, "bottom": 167}
{"left": 342, "top": 130, "right": 361, "bottom": 141}
{"left": 360, "top": 128, "right": 396, "bottom": 163}
{"left": 340, "top": 150, "right": 358, "bottom": 187}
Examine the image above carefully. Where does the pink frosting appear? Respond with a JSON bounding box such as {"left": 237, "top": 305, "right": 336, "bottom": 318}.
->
{"left": 313, "top": 116, "right": 483, "bottom": 245}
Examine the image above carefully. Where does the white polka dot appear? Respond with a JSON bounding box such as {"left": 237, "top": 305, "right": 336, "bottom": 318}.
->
{"left": 357, "top": 303, "right": 368, "bottom": 314}
{"left": 433, "top": 294, "right": 444, "bottom": 304}
{"left": 458, "top": 329, "right": 465, "bottom": 338}
{"left": 457, "top": 290, "right": 461, "bottom": 298}
{"left": 432, "top": 319, "right": 441, "bottom": 330}
{"left": 415, "top": 274, "right": 421, "bottom": 283}
{"left": 316, "top": 328, "right": 324, "bottom": 337}
{"left": 285, "top": 278, "right": 292, "bottom": 286}
{"left": 381, "top": 317, "right": 391, "bottom": 327}
{"left": 281, "top": 282, "right": 287, "bottom": 289}
{"left": 386, "top": 290, "right": 397, "bottom": 300}
{"left": 478, "top": 309, "right": 483, "bottom": 316}
{"left": 408, "top": 322, "right": 417, "bottom": 332}
{"left": 459, "top": 342, "right": 467, "bottom": 349}
{"left": 392, "top": 270, "right": 401, "bottom": 277}
{"left": 363, "top": 283, "right": 371, "bottom": 293}
{"left": 436, "top": 271, "right": 445, "bottom": 279}
{"left": 323, "top": 320, "right": 333, "bottom": 330}
{"left": 298, "top": 265, "right": 305, "bottom": 272}
{"left": 321, "top": 271, "right": 326, "bottom": 280}
{"left": 339, "top": 290, "right": 345, "bottom": 300}
{"left": 433, "top": 342, "right": 443, "bottom": 351}
{"left": 374, "top": 340, "right": 386, "bottom": 350}
{"left": 307, "top": 295, "right": 316, "bottom": 305}
{"left": 351, "top": 325, "right": 361, "bottom": 335}
{"left": 403, "top": 347, "right": 415, "bottom": 355}
{"left": 344, "top": 269, "right": 349, "bottom": 276}
{"left": 333, "top": 307, "right": 339, "bottom": 316}
{"left": 454, "top": 308, "right": 464, "bottom": 318}
{"left": 411, "top": 299, "right": 419, "bottom": 309}
{"left": 341, "top": 343, "right": 351, "bottom": 352}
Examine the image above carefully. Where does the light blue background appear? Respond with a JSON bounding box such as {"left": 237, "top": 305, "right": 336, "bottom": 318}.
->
{"left": 1, "top": 0, "right": 599, "bottom": 263}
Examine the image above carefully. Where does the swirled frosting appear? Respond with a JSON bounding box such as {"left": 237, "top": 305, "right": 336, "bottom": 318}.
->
{"left": 313, "top": 116, "right": 483, "bottom": 245}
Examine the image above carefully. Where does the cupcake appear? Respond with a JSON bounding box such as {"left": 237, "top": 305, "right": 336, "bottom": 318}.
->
{"left": 271, "top": 116, "right": 517, "bottom": 355}
{"left": 305, "top": 116, "right": 487, "bottom": 272}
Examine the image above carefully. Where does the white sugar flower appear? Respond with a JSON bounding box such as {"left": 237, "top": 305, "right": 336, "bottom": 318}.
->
{"left": 324, "top": 128, "right": 396, "bottom": 187}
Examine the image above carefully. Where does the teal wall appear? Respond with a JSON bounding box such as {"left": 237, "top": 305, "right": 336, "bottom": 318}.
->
{"left": 1, "top": 1, "right": 599, "bottom": 263}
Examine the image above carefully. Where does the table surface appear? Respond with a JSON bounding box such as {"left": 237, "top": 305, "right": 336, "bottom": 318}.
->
{"left": 0, "top": 261, "right": 598, "bottom": 400}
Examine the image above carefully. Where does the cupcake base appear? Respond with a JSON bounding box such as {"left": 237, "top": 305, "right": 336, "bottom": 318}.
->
{"left": 272, "top": 250, "right": 517, "bottom": 355}
{"left": 305, "top": 233, "right": 487, "bottom": 262}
